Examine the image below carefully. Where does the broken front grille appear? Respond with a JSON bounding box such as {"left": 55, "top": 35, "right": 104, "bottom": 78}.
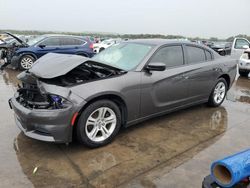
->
{"left": 17, "top": 83, "right": 51, "bottom": 109}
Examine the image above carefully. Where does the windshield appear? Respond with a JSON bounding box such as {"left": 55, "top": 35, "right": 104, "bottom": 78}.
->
{"left": 27, "top": 35, "right": 47, "bottom": 46}
{"left": 92, "top": 43, "right": 153, "bottom": 71}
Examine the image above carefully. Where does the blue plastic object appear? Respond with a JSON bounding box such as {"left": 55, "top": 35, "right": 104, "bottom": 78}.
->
{"left": 211, "top": 149, "right": 250, "bottom": 187}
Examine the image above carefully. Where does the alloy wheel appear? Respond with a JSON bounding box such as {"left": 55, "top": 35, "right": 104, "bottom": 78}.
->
{"left": 85, "top": 107, "right": 117, "bottom": 142}
{"left": 20, "top": 56, "right": 34, "bottom": 69}
{"left": 213, "top": 82, "right": 226, "bottom": 104}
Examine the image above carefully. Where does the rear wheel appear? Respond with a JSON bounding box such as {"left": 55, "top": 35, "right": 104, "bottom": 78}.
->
{"left": 19, "top": 55, "right": 36, "bottom": 70}
{"left": 76, "top": 100, "right": 121, "bottom": 148}
{"left": 208, "top": 78, "right": 227, "bottom": 107}
{"left": 239, "top": 70, "right": 249, "bottom": 77}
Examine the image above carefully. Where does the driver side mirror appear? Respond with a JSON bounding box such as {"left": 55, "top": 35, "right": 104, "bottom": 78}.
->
{"left": 146, "top": 62, "right": 166, "bottom": 72}
{"left": 38, "top": 44, "right": 46, "bottom": 48}
{"left": 242, "top": 45, "right": 249, "bottom": 49}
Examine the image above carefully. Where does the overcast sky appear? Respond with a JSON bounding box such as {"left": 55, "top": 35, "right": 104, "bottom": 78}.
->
{"left": 0, "top": 0, "right": 249, "bottom": 38}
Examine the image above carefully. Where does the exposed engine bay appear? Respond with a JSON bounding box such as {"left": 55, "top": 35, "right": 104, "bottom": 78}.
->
{"left": 16, "top": 61, "right": 125, "bottom": 110}
{"left": 0, "top": 43, "right": 24, "bottom": 61}
{"left": 40, "top": 62, "right": 123, "bottom": 86}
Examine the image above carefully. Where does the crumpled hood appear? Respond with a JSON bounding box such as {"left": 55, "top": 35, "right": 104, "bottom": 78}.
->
{"left": 29, "top": 53, "right": 88, "bottom": 79}
{"left": 5, "top": 32, "right": 28, "bottom": 46}
{"left": 29, "top": 53, "right": 123, "bottom": 79}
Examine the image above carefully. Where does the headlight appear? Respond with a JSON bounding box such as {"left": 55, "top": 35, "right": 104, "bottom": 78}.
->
{"left": 50, "top": 94, "right": 71, "bottom": 109}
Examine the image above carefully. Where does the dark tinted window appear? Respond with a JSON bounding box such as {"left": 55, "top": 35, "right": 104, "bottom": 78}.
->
{"left": 60, "top": 37, "right": 86, "bottom": 45}
{"left": 150, "top": 46, "right": 184, "bottom": 68}
{"left": 40, "top": 37, "right": 60, "bottom": 46}
{"left": 186, "top": 46, "right": 206, "bottom": 64}
{"left": 205, "top": 50, "right": 212, "bottom": 61}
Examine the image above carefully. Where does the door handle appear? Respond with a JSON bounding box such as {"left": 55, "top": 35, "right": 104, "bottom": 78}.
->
{"left": 213, "top": 68, "right": 220, "bottom": 71}
{"left": 173, "top": 75, "right": 189, "bottom": 80}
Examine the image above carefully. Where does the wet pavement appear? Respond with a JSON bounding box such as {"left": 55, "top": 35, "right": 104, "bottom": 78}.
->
{"left": 0, "top": 68, "right": 250, "bottom": 188}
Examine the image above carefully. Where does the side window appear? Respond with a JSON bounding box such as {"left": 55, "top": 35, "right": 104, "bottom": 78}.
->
{"left": 235, "top": 39, "right": 250, "bottom": 49}
{"left": 60, "top": 37, "right": 86, "bottom": 45}
{"left": 186, "top": 46, "right": 206, "bottom": 64}
{"left": 150, "top": 46, "right": 184, "bottom": 68}
{"left": 205, "top": 50, "right": 212, "bottom": 61}
{"left": 39, "top": 38, "right": 60, "bottom": 46}
{"left": 73, "top": 38, "right": 86, "bottom": 45}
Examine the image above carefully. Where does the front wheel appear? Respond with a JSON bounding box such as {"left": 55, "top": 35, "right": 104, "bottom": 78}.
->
{"left": 76, "top": 100, "right": 121, "bottom": 148}
{"left": 208, "top": 78, "right": 227, "bottom": 107}
{"left": 19, "top": 55, "right": 36, "bottom": 70}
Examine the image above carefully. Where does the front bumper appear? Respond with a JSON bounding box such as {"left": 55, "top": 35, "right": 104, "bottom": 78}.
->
{"left": 9, "top": 96, "right": 75, "bottom": 143}
{"left": 239, "top": 60, "right": 250, "bottom": 71}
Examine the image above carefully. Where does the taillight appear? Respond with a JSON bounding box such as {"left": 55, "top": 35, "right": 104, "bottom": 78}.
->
{"left": 89, "top": 43, "right": 94, "bottom": 49}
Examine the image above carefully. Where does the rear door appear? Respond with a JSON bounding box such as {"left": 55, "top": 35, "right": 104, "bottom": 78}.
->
{"left": 57, "top": 37, "right": 87, "bottom": 55}
{"left": 140, "top": 45, "right": 189, "bottom": 117}
{"left": 183, "top": 45, "right": 218, "bottom": 101}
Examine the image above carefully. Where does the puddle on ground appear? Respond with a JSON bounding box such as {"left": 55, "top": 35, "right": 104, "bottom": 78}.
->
{"left": 0, "top": 69, "right": 249, "bottom": 187}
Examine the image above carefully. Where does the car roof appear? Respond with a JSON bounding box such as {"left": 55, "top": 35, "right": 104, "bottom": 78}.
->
{"left": 128, "top": 39, "right": 194, "bottom": 46}
{"left": 42, "top": 34, "right": 86, "bottom": 38}
{"left": 128, "top": 39, "right": 215, "bottom": 52}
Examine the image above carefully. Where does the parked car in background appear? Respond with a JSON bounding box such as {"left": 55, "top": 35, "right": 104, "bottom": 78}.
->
{"left": 231, "top": 37, "right": 250, "bottom": 59}
{"left": 210, "top": 42, "right": 232, "bottom": 56}
{"left": 93, "top": 39, "right": 121, "bottom": 53}
{"left": 0, "top": 35, "right": 25, "bottom": 65}
{"left": 1, "top": 32, "right": 95, "bottom": 70}
{"left": 9, "top": 39, "right": 237, "bottom": 147}
{"left": 239, "top": 49, "right": 250, "bottom": 77}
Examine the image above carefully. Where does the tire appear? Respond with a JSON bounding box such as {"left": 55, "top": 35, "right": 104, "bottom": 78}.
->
{"left": 99, "top": 48, "right": 105, "bottom": 52}
{"left": 76, "top": 100, "right": 121, "bottom": 148}
{"left": 19, "top": 55, "right": 36, "bottom": 70}
{"left": 239, "top": 70, "right": 249, "bottom": 77}
{"left": 208, "top": 78, "right": 228, "bottom": 107}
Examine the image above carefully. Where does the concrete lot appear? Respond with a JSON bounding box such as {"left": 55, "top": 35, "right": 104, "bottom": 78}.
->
{"left": 0, "top": 68, "right": 249, "bottom": 188}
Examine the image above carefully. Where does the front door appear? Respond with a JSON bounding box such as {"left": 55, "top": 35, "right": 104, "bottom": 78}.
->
{"left": 35, "top": 37, "right": 61, "bottom": 58}
{"left": 140, "top": 45, "right": 189, "bottom": 117}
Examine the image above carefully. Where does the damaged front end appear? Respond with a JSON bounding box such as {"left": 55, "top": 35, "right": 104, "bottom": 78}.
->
{"left": 0, "top": 32, "right": 29, "bottom": 69}
{"left": 9, "top": 71, "right": 83, "bottom": 143}
{"left": 16, "top": 71, "right": 72, "bottom": 110}
{"left": 9, "top": 53, "right": 125, "bottom": 143}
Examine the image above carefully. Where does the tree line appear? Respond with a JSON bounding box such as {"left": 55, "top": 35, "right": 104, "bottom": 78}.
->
{"left": 1, "top": 29, "right": 249, "bottom": 42}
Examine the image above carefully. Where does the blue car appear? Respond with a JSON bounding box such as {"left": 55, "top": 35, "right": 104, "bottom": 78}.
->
{"left": 4, "top": 33, "right": 95, "bottom": 70}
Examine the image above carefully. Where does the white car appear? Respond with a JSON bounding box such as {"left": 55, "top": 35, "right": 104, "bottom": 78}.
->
{"left": 239, "top": 49, "right": 250, "bottom": 77}
{"left": 93, "top": 39, "right": 120, "bottom": 53}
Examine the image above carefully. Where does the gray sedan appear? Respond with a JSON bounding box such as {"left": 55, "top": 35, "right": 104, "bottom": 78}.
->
{"left": 9, "top": 39, "right": 237, "bottom": 147}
